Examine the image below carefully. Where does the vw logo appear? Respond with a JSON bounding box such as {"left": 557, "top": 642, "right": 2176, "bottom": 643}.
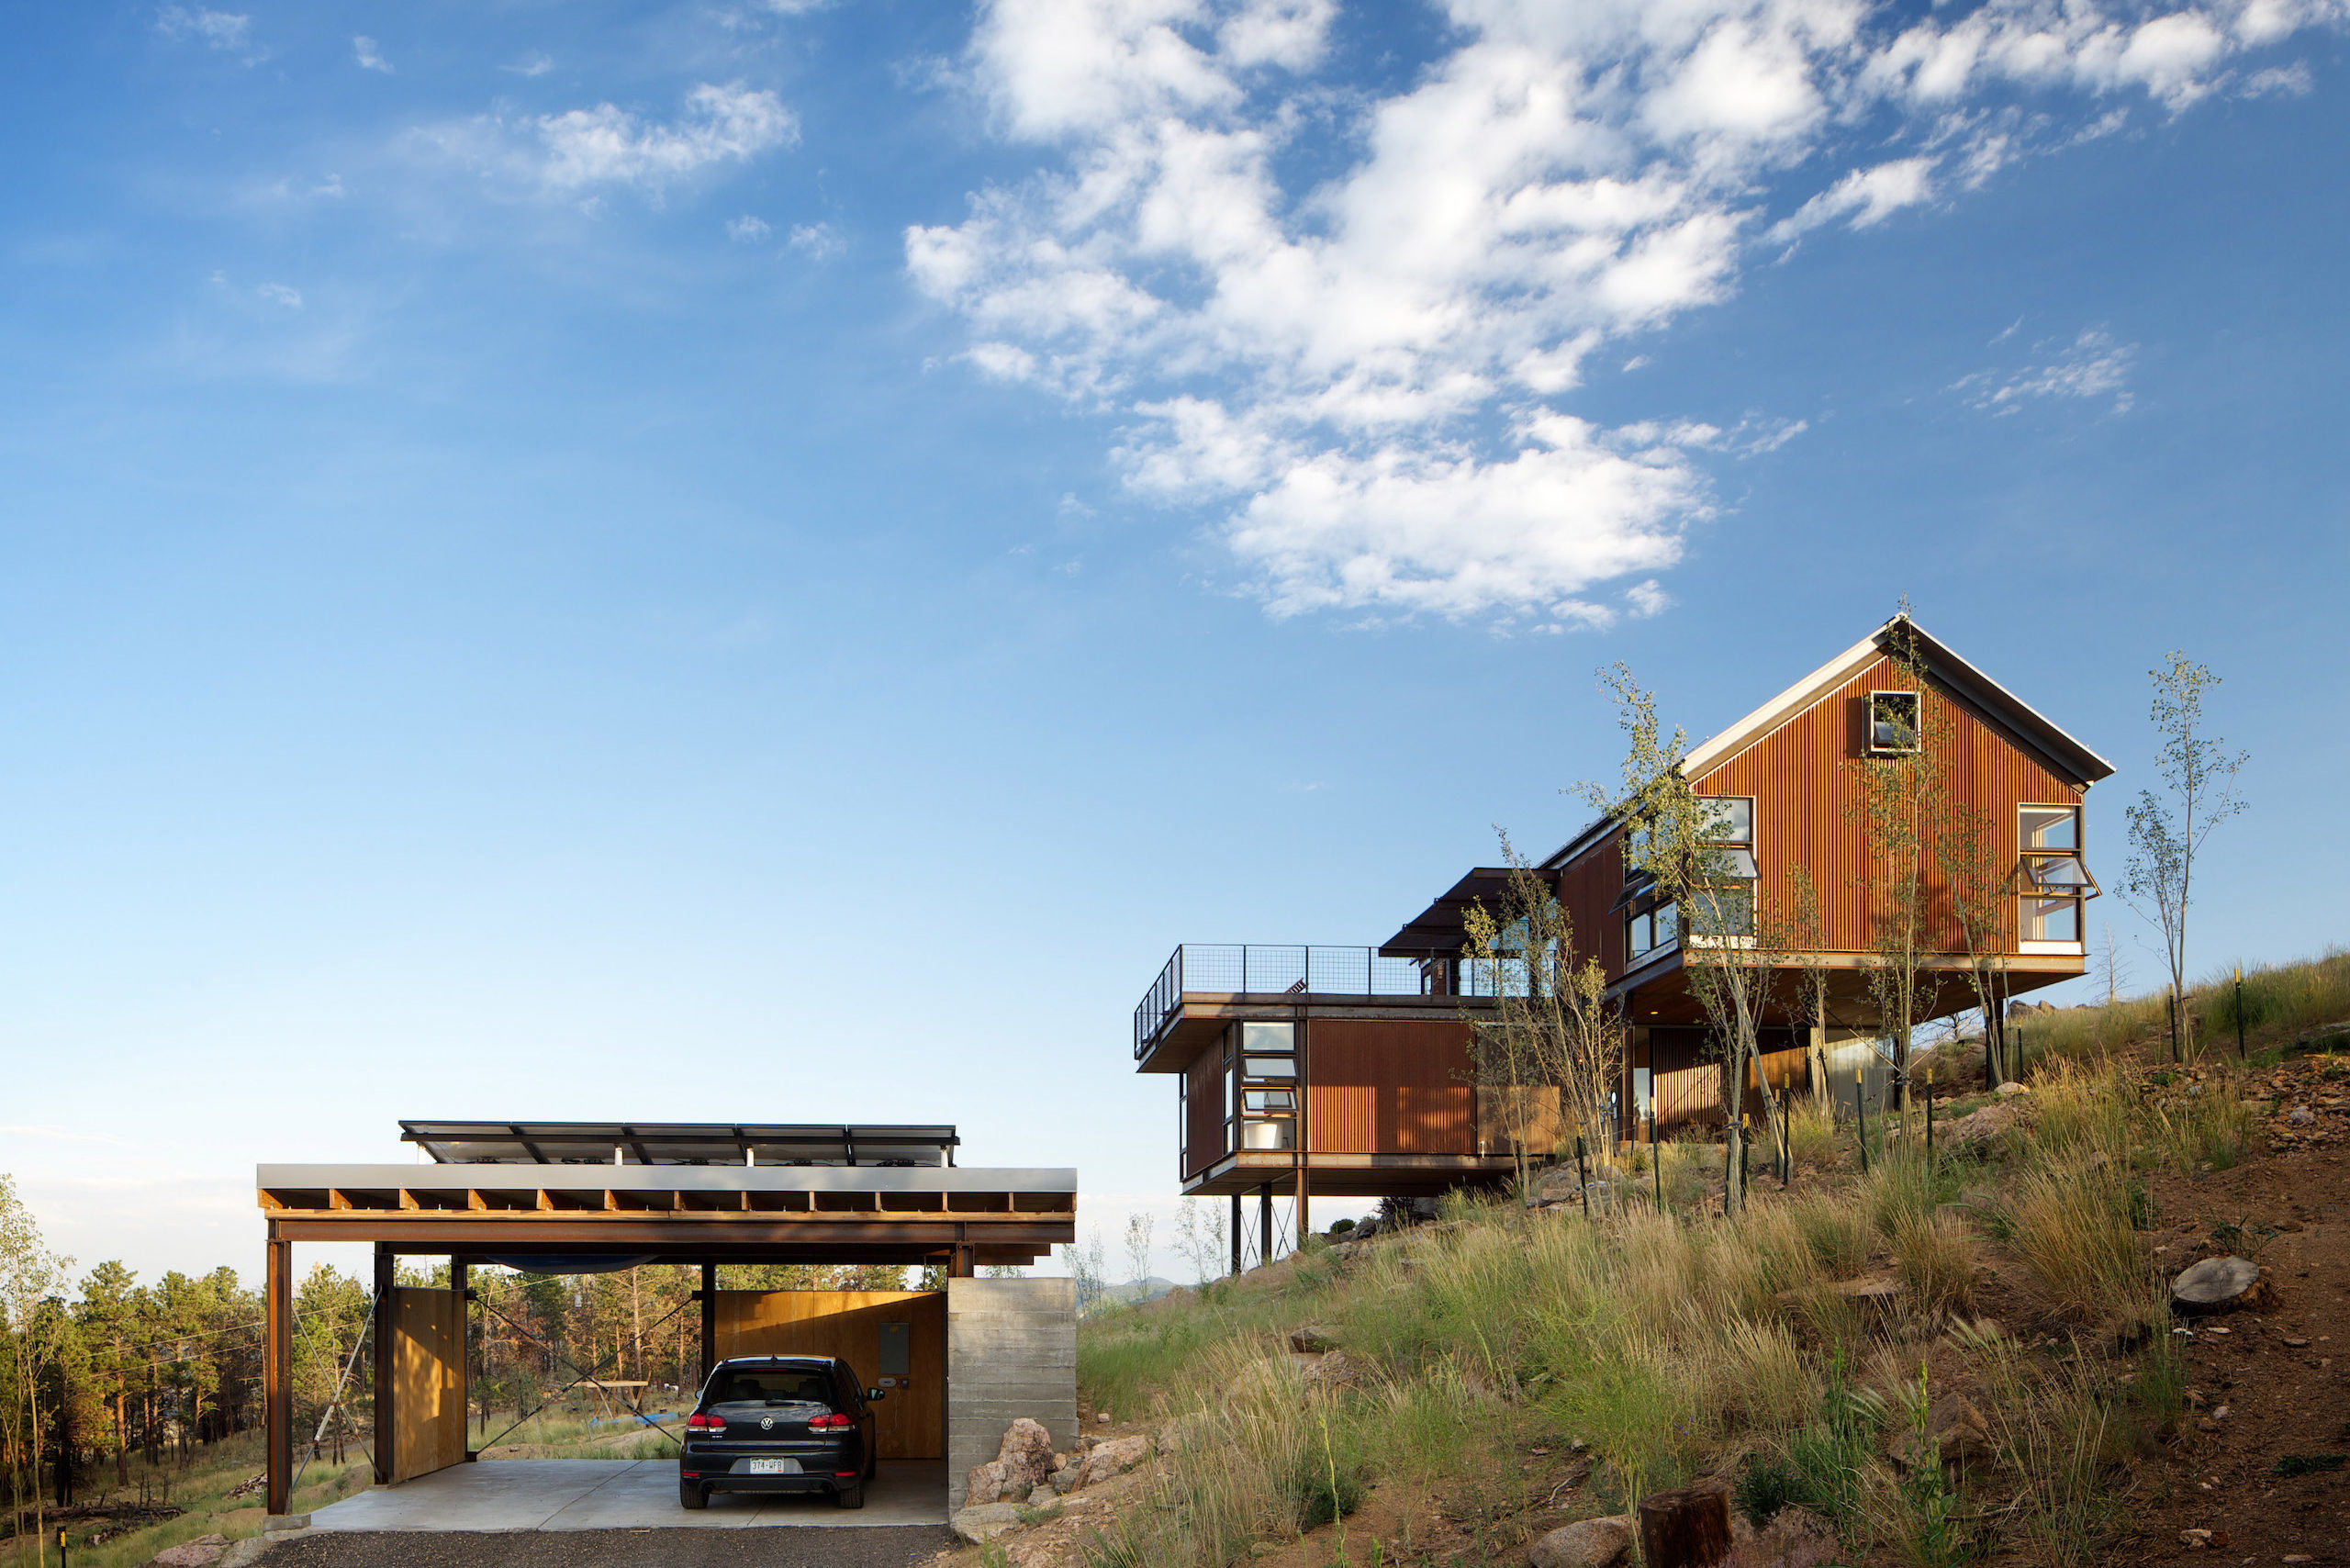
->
{"left": 759, "top": 1416, "right": 774, "bottom": 1430}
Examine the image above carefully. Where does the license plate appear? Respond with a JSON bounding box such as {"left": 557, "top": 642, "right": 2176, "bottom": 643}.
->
{"left": 747, "top": 1458, "right": 800, "bottom": 1475}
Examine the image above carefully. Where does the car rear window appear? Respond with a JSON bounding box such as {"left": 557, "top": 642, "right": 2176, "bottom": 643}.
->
{"left": 710, "top": 1369, "right": 833, "bottom": 1406}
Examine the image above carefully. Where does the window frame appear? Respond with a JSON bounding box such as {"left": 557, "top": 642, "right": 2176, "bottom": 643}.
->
{"left": 1866, "top": 689, "right": 1923, "bottom": 755}
{"left": 2016, "top": 801, "right": 2092, "bottom": 953}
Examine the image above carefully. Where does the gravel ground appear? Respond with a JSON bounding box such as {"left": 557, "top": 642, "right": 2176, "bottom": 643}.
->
{"left": 261, "top": 1526, "right": 952, "bottom": 1568}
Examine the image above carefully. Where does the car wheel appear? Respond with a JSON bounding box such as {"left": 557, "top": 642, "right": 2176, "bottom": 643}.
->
{"left": 680, "top": 1481, "right": 709, "bottom": 1510}
{"left": 834, "top": 1481, "right": 866, "bottom": 1509}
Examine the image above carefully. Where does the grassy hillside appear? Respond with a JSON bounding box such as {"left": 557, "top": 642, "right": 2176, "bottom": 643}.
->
{"left": 1045, "top": 950, "right": 2350, "bottom": 1568}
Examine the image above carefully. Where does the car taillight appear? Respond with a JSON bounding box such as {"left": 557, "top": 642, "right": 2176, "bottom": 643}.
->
{"left": 687, "top": 1413, "right": 723, "bottom": 1430}
{"left": 809, "top": 1412, "right": 852, "bottom": 1429}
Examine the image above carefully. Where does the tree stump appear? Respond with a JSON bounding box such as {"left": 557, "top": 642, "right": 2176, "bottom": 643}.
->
{"left": 2171, "top": 1256, "right": 2277, "bottom": 1315}
{"left": 1638, "top": 1479, "right": 1733, "bottom": 1568}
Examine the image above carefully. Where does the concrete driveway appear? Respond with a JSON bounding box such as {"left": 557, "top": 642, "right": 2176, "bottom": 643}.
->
{"left": 305, "top": 1459, "right": 946, "bottom": 1532}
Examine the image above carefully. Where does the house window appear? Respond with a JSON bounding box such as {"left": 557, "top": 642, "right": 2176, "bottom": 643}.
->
{"left": 1237, "top": 1022, "right": 1296, "bottom": 1150}
{"left": 1627, "top": 893, "right": 1677, "bottom": 959}
{"left": 2018, "top": 805, "right": 2094, "bottom": 948}
{"left": 1867, "top": 690, "right": 1922, "bottom": 754}
{"left": 1690, "top": 795, "right": 1757, "bottom": 937}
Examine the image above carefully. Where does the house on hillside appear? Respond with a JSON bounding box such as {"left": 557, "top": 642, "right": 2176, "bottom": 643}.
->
{"left": 1129, "top": 617, "right": 2114, "bottom": 1267}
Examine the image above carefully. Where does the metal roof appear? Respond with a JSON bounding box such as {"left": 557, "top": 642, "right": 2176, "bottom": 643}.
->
{"left": 1376, "top": 868, "right": 1516, "bottom": 957}
{"left": 397, "top": 1121, "right": 961, "bottom": 1168}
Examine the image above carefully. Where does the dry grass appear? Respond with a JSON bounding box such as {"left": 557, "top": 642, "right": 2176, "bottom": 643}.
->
{"left": 2005, "top": 1159, "right": 2147, "bottom": 1321}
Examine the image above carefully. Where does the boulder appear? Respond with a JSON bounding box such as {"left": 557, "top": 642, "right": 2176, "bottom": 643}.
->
{"left": 1731, "top": 1506, "right": 1840, "bottom": 1568}
{"left": 1050, "top": 1461, "right": 1087, "bottom": 1493}
{"left": 1080, "top": 1432, "right": 1156, "bottom": 1486}
{"left": 218, "top": 1540, "right": 275, "bottom": 1568}
{"left": 950, "top": 1504, "right": 1026, "bottom": 1545}
{"left": 1291, "top": 1325, "right": 1337, "bottom": 1353}
{"left": 2172, "top": 1256, "right": 2277, "bottom": 1315}
{"left": 1995, "top": 1081, "right": 2031, "bottom": 1097}
{"left": 1026, "top": 1484, "right": 1058, "bottom": 1508}
{"left": 1299, "top": 1349, "right": 1360, "bottom": 1391}
{"left": 1528, "top": 1515, "right": 1634, "bottom": 1568}
{"left": 967, "top": 1460, "right": 1009, "bottom": 1506}
{"left": 150, "top": 1538, "right": 232, "bottom": 1568}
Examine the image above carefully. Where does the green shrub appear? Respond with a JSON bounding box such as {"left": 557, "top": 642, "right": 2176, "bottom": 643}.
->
{"left": 1734, "top": 1455, "right": 1808, "bottom": 1528}
{"left": 1286, "top": 1455, "right": 1367, "bottom": 1529}
{"left": 2273, "top": 1453, "right": 2345, "bottom": 1478}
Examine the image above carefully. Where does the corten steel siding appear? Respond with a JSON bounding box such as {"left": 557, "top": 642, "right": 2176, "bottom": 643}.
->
{"left": 1678, "top": 654, "right": 2085, "bottom": 964}
{"left": 1643, "top": 1028, "right": 1718, "bottom": 1128}
{"left": 1184, "top": 1043, "right": 1227, "bottom": 1179}
{"left": 1306, "top": 1019, "right": 1476, "bottom": 1154}
{"left": 1558, "top": 833, "right": 1626, "bottom": 975}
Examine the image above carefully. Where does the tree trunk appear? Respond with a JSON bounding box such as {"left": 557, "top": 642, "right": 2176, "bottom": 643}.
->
{"left": 1639, "top": 1479, "right": 1733, "bottom": 1568}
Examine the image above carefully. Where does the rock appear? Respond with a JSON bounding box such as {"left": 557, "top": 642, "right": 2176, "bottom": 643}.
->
{"left": 2288, "top": 1106, "right": 2316, "bottom": 1126}
{"left": 1096, "top": 1410, "right": 1112, "bottom": 1425}
{"left": 218, "top": 1540, "right": 275, "bottom": 1568}
{"left": 968, "top": 1460, "right": 1009, "bottom": 1506}
{"left": 1291, "top": 1325, "right": 1337, "bottom": 1353}
{"left": 2172, "top": 1256, "right": 2277, "bottom": 1314}
{"left": 1927, "top": 1395, "right": 1997, "bottom": 1473}
{"left": 1080, "top": 1433, "right": 1156, "bottom": 1486}
{"left": 1528, "top": 1514, "right": 1634, "bottom": 1568}
{"left": 2177, "top": 1528, "right": 2211, "bottom": 1548}
{"left": 1735, "top": 1506, "right": 1840, "bottom": 1568}
{"left": 1299, "top": 1349, "right": 1360, "bottom": 1391}
{"left": 950, "top": 1504, "right": 1026, "bottom": 1545}
{"left": 1051, "top": 1461, "right": 1087, "bottom": 1492}
{"left": 1995, "top": 1081, "right": 2031, "bottom": 1097}
{"left": 1026, "top": 1484, "right": 1058, "bottom": 1507}
{"left": 151, "top": 1538, "right": 232, "bottom": 1568}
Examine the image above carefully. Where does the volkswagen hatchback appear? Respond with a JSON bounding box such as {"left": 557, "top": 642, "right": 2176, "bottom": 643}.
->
{"left": 679, "top": 1355, "right": 885, "bottom": 1509}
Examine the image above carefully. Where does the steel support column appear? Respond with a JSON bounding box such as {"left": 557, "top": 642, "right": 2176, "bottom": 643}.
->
{"left": 451, "top": 1260, "right": 472, "bottom": 1461}
{"left": 372, "top": 1244, "right": 395, "bottom": 1484}
{"left": 699, "top": 1260, "right": 718, "bottom": 1388}
{"left": 1229, "top": 1192, "right": 1242, "bottom": 1275}
{"left": 264, "top": 1233, "right": 291, "bottom": 1514}
{"left": 1258, "top": 1183, "right": 1272, "bottom": 1265}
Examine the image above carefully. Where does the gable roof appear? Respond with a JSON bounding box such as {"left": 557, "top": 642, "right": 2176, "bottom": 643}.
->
{"left": 1541, "top": 616, "right": 2115, "bottom": 871}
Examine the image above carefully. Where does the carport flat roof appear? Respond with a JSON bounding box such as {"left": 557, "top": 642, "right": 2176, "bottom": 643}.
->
{"left": 257, "top": 1161, "right": 1077, "bottom": 1266}
{"left": 398, "top": 1121, "right": 962, "bottom": 1168}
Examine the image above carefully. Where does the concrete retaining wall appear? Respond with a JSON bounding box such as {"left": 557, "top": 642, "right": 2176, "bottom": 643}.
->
{"left": 946, "top": 1277, "right": 1077, "bottom": 1509}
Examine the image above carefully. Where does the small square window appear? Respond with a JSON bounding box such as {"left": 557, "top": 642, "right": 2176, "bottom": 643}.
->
{"left": 1867, "top": 690, "right": 1922, "bottom": 754}
{"left": 1698, "top": 797, "right": 1752, "bottom": 846}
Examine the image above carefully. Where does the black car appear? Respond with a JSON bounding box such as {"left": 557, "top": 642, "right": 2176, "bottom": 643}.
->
{"left": 679, "top": 1355, "right": 887, "bottom": 1509}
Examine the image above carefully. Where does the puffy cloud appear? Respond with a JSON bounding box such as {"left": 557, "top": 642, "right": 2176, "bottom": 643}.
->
{"left": 911, "top": 0, "right": 2344, "bottom": 619}
{"left": 726, "top": 214, "right": 773, "bottom": 242}
{"left": 352, "top": 35, "right": 393, "bottom": 73}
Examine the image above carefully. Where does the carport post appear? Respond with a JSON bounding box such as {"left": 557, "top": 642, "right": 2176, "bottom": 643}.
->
{"left": 372, "top": 1244, "right": 396, "bottom": 1484}
{"left": 699, "top": 1260, "right": 717, "bottom": 1388}
{"left": 1258, "top": 1183, "right": 1271, "bottom": 1265}
{"left": 264, "top": 1233, "right": 291, "bottom": 1515}
{"left": 1228, "top": 1193, "right": 1241, "bottom": 1276}
{"left": 452, "top": 1260, "right": 472, "bottom": 1461}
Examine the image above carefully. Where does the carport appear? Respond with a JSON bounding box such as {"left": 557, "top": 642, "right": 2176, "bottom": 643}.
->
{"left": 257, "top": 1122, "right": 1077, "bottom": 1526}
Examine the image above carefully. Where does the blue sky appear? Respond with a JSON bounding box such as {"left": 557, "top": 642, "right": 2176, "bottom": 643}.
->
{"left": 3, "top": 0, "right": 2344, "bottom": 1287}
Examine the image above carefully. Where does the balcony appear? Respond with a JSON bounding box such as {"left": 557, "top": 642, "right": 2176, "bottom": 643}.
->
{"left": 1132, "top": 944, "right": 1522, "bottom": 1061}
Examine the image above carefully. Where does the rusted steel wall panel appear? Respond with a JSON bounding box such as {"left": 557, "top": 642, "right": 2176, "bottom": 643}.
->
{"left": 1184, "top": 1041, "right": 1227, "bottom": 1179}
{"left": 1307, "top": 1019, "right": 1475, "bottom": 1154}
{"left": 1692, "top": 653, "right": 2086, "bottom": 958}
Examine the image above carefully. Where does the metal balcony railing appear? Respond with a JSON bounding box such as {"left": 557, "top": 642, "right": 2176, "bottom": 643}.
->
{"left": 1132, "top": 944, "right": 1528, "bottom": 1059}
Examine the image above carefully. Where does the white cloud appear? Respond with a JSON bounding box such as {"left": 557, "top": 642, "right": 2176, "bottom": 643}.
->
{"left": 1952, "top": 327, "right": 2137, "bottom": 415}
{"left": 727, "top": 214, "right": 774, "bottom": 242}
{"left": 503, "top": 51, "right": 555, "bottom": 77}
{"left": 910, "top": 0, "right": 2344, "bottom": 619}
{"left": 1768, "top": 157, "right": 1937, "bottom": 242}
{"left": 789, "top": 221, "right": 845, "bottom": 258}
{"left": 412, "top": 84, "right": 799, "bottom": 201}
{"left": 352, "top": 35, "right": 393, "bottom": 73}
{"left": 156, "top": 6, "right": 254, "bottom": 55}
{"left": 257, "top": 281, "right": 304, "bottom": 309}
{"left": 537, "top": 84, "right": 798, "bottom": 192}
